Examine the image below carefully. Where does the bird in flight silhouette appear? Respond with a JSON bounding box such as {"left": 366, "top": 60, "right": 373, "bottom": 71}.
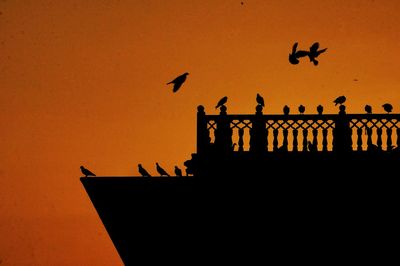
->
{"left": 256, "top": 93, "right": 265, "bottom": 107}
{"left": 174, "top": 166, "right": 183, "bottom": 177}
{"left": 166, "top": 72, "right": 189, "bottom": 93}
{"left": 80, "top": 166, "right": 96, "bottom": 177}
{"left": 365, "top": 105, "right": 372, "bottom": 114}
{"left": 298, "top": 105, "right": 305, "bottom": 114}
{"left": 156, "top": 162, "right": 170, "bottom": 176}
{"left": 283, "top": 105, "right": 290, "bottom": 115}
{"left": 334, "top": 95, "right": 346, "bottom": 106}
{"left": 288, "top": 42, "right": 309, "bottom": 65}
{"left": 138, "top": 164, "right": 151, "bottom": 177}
{"left": 317, "top": 104, "right": 324, "bottom": 115}
{"left": 215, "top": 96, "right": 228, "bottom": 109}
{"left": 308, "top": 42, "right": 327, "bottom": 66}
{"left": 382, "top": 103, "right": 393, "bottom": 113}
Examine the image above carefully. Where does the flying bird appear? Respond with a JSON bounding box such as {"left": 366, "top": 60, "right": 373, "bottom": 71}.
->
{"left": 156, "top": 162, "right": 170, "bottom": 177}
{"left": 174, "top": 166, "right": 183, "bottom": 177}
{"left": 365, "top": 105, "right": 372, "bottom": 114}
{"left": 166, "top": 72, "right": 189, "bottom": 93}
{"left": 334, "top": 96, "right": 346, "bottom": 106}
{"left": 215, "top": 96, "right": 228, "bottom": 109}
{"left": 298, "top": 105, "right": 305, "bottom": 114}
{"left": 288, "top": 42, "right": 309, "bottom": 65}
{"left": 80, "top": 166, "right": 96, "bottom": 177}
{"left": 317, "top": 105, "right": 324, "bottom": 115}
{"left": 283, "top": 105, "right": 290, "bottom": 115}
{"left": 382, "top": 103, "right": 393, "bottom": 113}
{"left": 308, "top": 42, "right": 327, "bottom": 66}
{"left": 256, "top": 93, "right": 265, "bottom": 107}
{"left": 138, "top": 164, "right": 151, "bottom": 177}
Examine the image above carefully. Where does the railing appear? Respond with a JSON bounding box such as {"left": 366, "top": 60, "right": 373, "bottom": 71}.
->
{"left": 196, "top": 105, "right": 400, "bottom": 154}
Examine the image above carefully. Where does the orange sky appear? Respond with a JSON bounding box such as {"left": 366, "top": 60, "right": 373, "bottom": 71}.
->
{"left": 1, "top": 0, "right": 400, "bottom": 264}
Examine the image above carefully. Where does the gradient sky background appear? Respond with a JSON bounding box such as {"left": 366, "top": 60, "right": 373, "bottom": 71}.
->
{"left": 1, "top": 0, "right": 400, "bottom": 264}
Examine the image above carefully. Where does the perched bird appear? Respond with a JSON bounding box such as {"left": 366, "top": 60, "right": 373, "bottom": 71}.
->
{"left": 256, "top": 93, "right": 265, "bottom": 107}
{"left": 80, "top": 166, "right": 96, "bottom": 177}
{"left": 317, "top": 105, "right": 324, "bottom": 115}
{"left": 156, "top": 162, "right": 170, "bottom": 177}
{"left": 215, "top": 96, "right": 228, "bottom": 109}
{"left": 166, "top": 72, "right": 189, "bottom": 93}
{"left": 174, "top": 166, "right": 183, "bottom": 177}
{"left": 365, "top": 105, "right": 372, "bottom": 114}
{"left": 382, "top": 103, "right": 393, "bottom": 113}
{"left": 283, "top": 105, "right": 290, "bottom": 115}
{"left": 138, "top": 164, "right": 151, "bottom": 177}
{"left": 334, "top": 95, "right": 346, "bottom": 106}
{"left": 308, "top": 42, "right": 327, "bottom": 66}
{"left": 288, "top": 42, "right": 309, "bottom": 65}
{"left": 298, "top": 105, "right": 305, "bottom": 114}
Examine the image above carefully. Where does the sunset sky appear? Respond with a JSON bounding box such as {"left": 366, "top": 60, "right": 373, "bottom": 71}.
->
{"left": 1, "top": 0, "right": 400, "bottom": 264}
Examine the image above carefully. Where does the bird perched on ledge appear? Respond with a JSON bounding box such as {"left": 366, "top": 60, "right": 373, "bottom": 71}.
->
{"left": 317, "top": 105, "right": 324, "bottom": 115}
{"left": 298, "top": 105, "right": 305, "bottom": 114}
{"left": 138, "top": 164, "right": 151, "bottom": 177}
{"left": 156, "top": 162, "right": 170, "bottom": 177}
{"left": 80, "top": 166, "right": 96, "bottom": 177}
{"left": 365, "top": 105, "right": 372, "bottom": 114}
{"left": 215, "top": 96, "right": 228, "bottom": 109}
{"left": 256, "top": 93, "right": 265, "bottom": 107}
{"left": 334, "top": 95, "right": 346, "bottom": 106}
{"left": 382, "top": 103, "right": 393, "bottom": 113}
{"left": 174, "top": 166, "right": 183, "bottom": 177}
{"left": 166, "top": 72, "right": 189, "bottom": 93}
{"left": 283, "top": 105, "right": 290, "bottom": 115}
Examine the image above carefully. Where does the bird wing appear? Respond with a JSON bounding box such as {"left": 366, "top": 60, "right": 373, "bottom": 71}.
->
{"left": 173, "top": 82, "right": 182, "bottom": 92}
{"left": 316, "top": 48, "right": 327, "bottom": 56}
{"left": 310, "top": 42, "right": 319, "bottom": 53}
{"left": 292, "top": 42, "right": 298, "bottom": 53}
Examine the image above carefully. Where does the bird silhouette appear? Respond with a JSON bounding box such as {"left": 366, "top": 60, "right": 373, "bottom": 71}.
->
{"left": 174, "top": 166, "right": 183, "bottom": 177}
{"left": 215, "top": 96, "right": 228, "bottom": 109}
{"left": 365, "top": 105, "right": 372, "bottom": 114}
{"left": 283, "top": 105, "right": 290, "bottom": 115}
{"left": 166, "top": 72, "right": 189, "bottom": 93}
{"left": 308, "top": 42, "right": 327, "bottom": 66}
{"left": 288, "top": 42, "right": 309, "bottom": 65}
{"left": 317, "top": 105, "right": 324, "bottom": 115}
{"left": 334, "top": 96, "right": 346, "bottom": 106}
{"left": 80, "top": 166, "right": 96, "bottom": 177}
{"left": 298, "top": 105, "right": 305, "bottom": 114}
{"left": 256, "top": 93, "right": 265, "bottom": 107}
{"left": 382, "top": 103, "right": 393, "bottom": 113}
{"left": 156, "top": 162, "right": 170, "bottom": 176}
{"left": 138, "top": 164, "right": 151, "bottom": 177}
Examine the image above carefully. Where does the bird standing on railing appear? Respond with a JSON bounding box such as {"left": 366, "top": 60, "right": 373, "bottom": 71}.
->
{"left": 298, "top": 105, "right": 305, "bottom": 114}
{"left": 138, "top": 164, "right": 151, "bottom": 177}
{"left": 156, "top": 162, "right": 170, "bottom": 177}
{"left": 256, "top": 93, "right": 265, "bottom": 107}
{"left": 317, "top": 105, "right": 324, "bottom": 115}
{"left": 215, "top": 96, "right": 228, "bottom": 109}
{"left": 365, "top": 105, "right": 372, "bottom": 114}
{"left": 174, "top": 166, "right": 183, "bottom": 177}
{"left": 166, "top": 72, "right": 189, "bottom": 93}
{"left": 283, "top": 105, "right": 290, "bottom": 115}
{"left": 308, "top": 42, "right": 327, "bottom": 66}
{"left": 382, "top": 103, "right": 393, "bottom": 113}
{"left": 80, "top": 166, "right": 96, "bottom": 177}
{"left": 334, "top": 95, "right": 346, "bottom": 106}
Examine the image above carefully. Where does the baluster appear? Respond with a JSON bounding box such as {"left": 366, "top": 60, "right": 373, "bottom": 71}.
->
{"left": 377, "top": 128, "right": 383, "bottom": 150}
{"left": 312, "top": 129, "right": 318, "bottom": 151}
{"left": 197, "top": 105, "right": 209, "bottom": 154}
{"left": 357, "top": 128, "right": 363, "bottom": 151}
{"left": 273, "top": 129, "right": 279, "bottom": 151}
{"left": 397, "top": 128, "right": 400, "bottom": 148}
{"left": 265, "top": 128, "right": 269, "bottom": 152}
{"left": 283, "top": 129, "right": 288, "bottom": 150}
{"left": 302, "top": 129, "right": 308, "bottom": 152}
{"left": 292, "top": 129, "right": 298, "bottom": 152}
{"left": 238, "top": 128, "right": 244, "bottom": 152}
{"left": 367, "top": 127, "right": 373, "bottom": 147}
{"left": 322, "top": 128, "right": 328, "bottom": 152}
{"left": 386, "top": 128, "right": 392, "bottom": 151}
